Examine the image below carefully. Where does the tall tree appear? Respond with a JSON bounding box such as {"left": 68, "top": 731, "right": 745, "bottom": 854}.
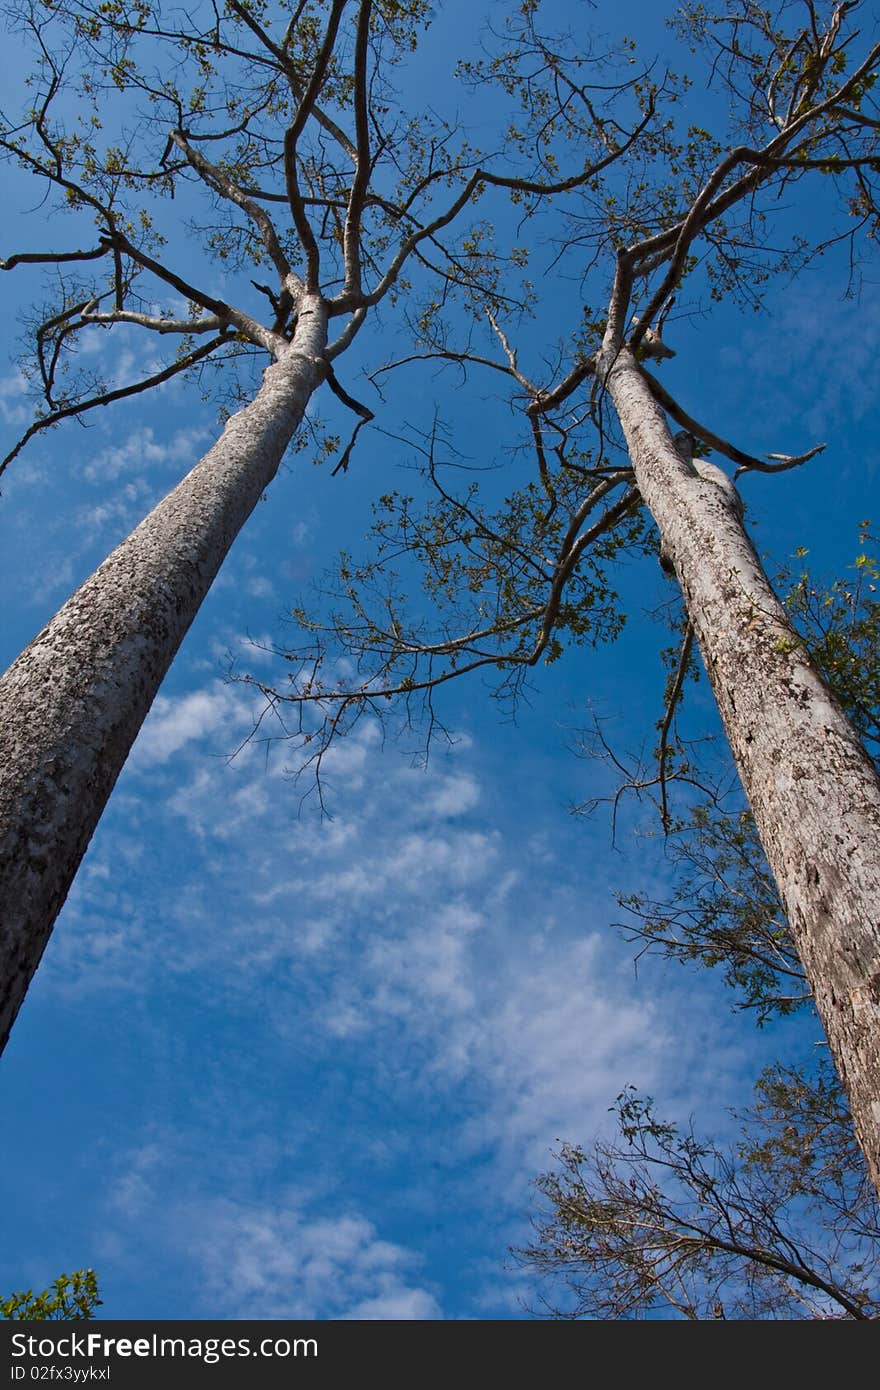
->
{"left": 611, "top": 529, "right": 880, "bottom": 1025}
{"left": 0, "top": 0, "right": 648, "bottom": 1052}
{"left": 511, "top": 536, "right": 880, "bottom": 1319}
{"left": 233, "top": 2, "right": 880, "bottom": 1194}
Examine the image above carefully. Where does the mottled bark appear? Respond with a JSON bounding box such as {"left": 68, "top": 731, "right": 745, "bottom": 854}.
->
{"left": 0, "top": 299, "right": 328, "bottom": 1052}
{"left": 605, "top": 347, "right": 880, "bottom": 1195}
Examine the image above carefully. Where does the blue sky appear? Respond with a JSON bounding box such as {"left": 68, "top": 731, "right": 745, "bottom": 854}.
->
{"left": 1, "top": 0, "right": 879, "bottom": 1320}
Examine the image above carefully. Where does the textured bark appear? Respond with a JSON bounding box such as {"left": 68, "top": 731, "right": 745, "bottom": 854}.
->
{"left": 0, "top": 299, "right": 328, "bottom": 1052}
{"left": 605, "top": 347, "right": 880, "bottom": 1195}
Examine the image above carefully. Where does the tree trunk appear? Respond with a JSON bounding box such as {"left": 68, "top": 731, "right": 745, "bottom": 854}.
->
{"left": 605, "top": 346, "right": 880, "bottom": 1196}
{"left": 0, "top": 299, "right": 328, "bottom": 1053}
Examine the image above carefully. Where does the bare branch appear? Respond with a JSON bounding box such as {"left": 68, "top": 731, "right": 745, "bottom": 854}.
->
{"left": 640, "top": 368, "right": 825, "bottom": 477}
{"left": 629, "top": 36, "right": 880, "bottom": 346}
{"left": 323, "top": 362, "right": 375, "bottom": 477}
{"left": 283, "top": 0, "right": 349, "bottom": 290}
{"left": 480, "top": 89, "right": 657, "bottom": 197}
{"left": 369, "top": 347, "right": 519, "bottom": 386}
{"left": 528, "top": 484, "right": 641, "bottom": 667}
{"left": 735, "top": 445, "right": 827, "bottom": 479}
{"left": 657, "top": 622, "right": 695, "bottom": 832}
{"left": 341, "top": 0, "right": 374, "bottom": 300}
{"left": 81, "top": 309, "right": 226, "bottom": 336}
{"left": 169, "top": 129, "right": 295, "bottom": 286}
{"left": 0, "top": 334, "right": 230, "bottom": 480}
{"left": 1, "top": 239, "right": 114, "bottom": 272}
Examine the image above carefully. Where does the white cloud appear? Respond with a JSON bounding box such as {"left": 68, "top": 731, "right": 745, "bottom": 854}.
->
{"left": 245, "top": 575, "right": 276, "bottom": 599}
{"left": 28, "top": 554, "right": 77, "bottom": 604}
{"left": 0, "top": 367, "right": 30, "bottom": 425}
{"left": 75, "top": 477, "right": 155, "bottom": 544}
{"left": 288, "top": 519, "right": 313, "bottom": 546}
{"left": 129, "top": 681, "right": 261, "bottom": 767}
{"left": 50, "top": 677, "right": 747, "bottom": 1181}
{"left": 420, "top": 771, "right": 481, "bottom": 818}
{"left": 343, "top": 1288, "right": 440, "bottom": 1319}
{"left": 83, "top": 425, "right": 209, "bottom": 483}
{"left": 101, "top": 1143, "right": 442, "bottom": 1319}
{"left": 206, "top": 632, "right": 282, "bottom": 669}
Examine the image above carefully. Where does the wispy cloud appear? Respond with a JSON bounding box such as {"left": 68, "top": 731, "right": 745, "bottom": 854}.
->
{"left": 128, "top": 681, "right": 260, "bottom": 767}
{"left": 1, "top": 420, "right": 219, "bottom": 610}
{"left": 714, "top": 280, "right": 880, "bottom": 445}
{"left": 83, "top": 425, "right": 210, "bottom": 484}
{"left": 101, "top": 1139, "right": 441, "bottom": 1319}
{"left": 0, "top": 367, "right": 30, "bottom": 426}
{"left": 51, "top": 680, "right": 749, "bottom": 1184}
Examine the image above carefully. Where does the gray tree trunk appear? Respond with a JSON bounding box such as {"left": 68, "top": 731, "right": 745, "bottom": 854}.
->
{"left": 0, "top": 298, "right": 328, "bottom": 1053}
{"left": 605, "top": 346, "right": 880, "bottom": 1196}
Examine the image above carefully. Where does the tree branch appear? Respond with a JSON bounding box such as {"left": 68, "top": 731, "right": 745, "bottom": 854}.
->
{"left": 282, "top": 0, "right": 349, "bottom": 290}
{"left": 1, "top": 238, "right": 114, "bottom": 272}
{"left": 342, "top": 0, "right": 374, "bottom": 300}
{"left": 657, "top": 622, "right": 695, "bottom": 832}
{"left": 80, "top": 309, "right": 226, "bottom": 336}
{"left": 0, "top": 334, "right": 230, "bottom": 480}
{"left": 640, "top": 368, "right": 826, "bottom": 478}
{"left": 169, "top": 129, "right": 295, "bottom": 286}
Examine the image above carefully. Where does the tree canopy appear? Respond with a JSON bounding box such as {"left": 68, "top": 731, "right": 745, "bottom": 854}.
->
{"left": 516, "top": 1067, "right": 880, "bottom": 1320}
{"left": 0, "top": 1269, "right": 101, "bottom": 1321}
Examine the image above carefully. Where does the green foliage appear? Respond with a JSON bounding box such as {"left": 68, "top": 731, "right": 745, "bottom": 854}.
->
{"left": 1, "top": 1269, "right": 101, "bottom": 1321}
{"left": 782, "top": 523, "right": 880, "bottom": 755}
